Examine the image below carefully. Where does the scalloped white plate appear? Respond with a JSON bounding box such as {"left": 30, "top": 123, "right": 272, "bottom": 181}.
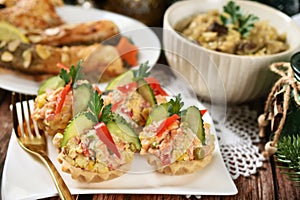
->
{"left": 0, "top": 5, "right": 161, "bottom": 95}
{"left": 1, "top": 65, "right": 237, "bottom": 200}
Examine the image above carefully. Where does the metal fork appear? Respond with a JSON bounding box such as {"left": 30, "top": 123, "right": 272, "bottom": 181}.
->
{"left": 11, "top": 92, "right": 74, "bottom": 200}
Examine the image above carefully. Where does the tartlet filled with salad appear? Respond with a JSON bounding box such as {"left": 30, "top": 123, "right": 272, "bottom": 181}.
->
{"left": 32, "top": 62, "right": 93, "bottom": 136}
{"left": 57, "top": 89, "right": 141, "bottom": 182}
{"left": 139, "top": 95, "right": 215, "bottom": 175}
{"left": 104, "top": 62, "right": 168, "bottom": 131}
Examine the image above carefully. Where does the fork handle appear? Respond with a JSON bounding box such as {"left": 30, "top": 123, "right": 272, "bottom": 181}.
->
{"left": 39, "top": 153, "right": 75, "bottom": 200}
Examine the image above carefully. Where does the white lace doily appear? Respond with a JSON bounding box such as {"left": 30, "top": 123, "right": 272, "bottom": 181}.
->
{"left": 206, "top": 104, "right": 265, "bottom": 179}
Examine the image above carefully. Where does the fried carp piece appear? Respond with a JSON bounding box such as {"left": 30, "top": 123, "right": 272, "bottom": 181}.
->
{"left": 0, "top": 0, "right": 63, "bottom": 7}
{"left": 26, "top": 20, "right": 120, "bottom": 47}
{"left": 0, "top": 41, "right": 124, "bottom": 80}
{"left": 0, "top": 0, "right": 64, "bottom": 31}
{"left": 0, "top": 0, "right": 18, "bottom": 7}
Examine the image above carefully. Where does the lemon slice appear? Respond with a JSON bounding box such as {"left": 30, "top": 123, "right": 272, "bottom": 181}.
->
{"left": 0, "top": 21, "right": 29, "bottom": 43}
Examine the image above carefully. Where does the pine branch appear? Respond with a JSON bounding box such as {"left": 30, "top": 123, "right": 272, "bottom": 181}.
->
{"left": 275, "top": 134, "right": 300, "bottom": 187}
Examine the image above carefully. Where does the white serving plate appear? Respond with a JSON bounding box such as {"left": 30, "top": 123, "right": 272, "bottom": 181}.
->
{"left": 1, "top": 65, "right": 237, "bottom": 200}
{"left": 0, "top": 5, "right": 161, "bottom": 95}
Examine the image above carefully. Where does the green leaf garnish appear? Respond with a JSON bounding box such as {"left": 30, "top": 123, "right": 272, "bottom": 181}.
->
{"left": 237, "top": 14, "right": 259, "bottom": 38}
{"left": 70, "top": 61, "right": 83, "bottom": 86}
{"left": 59, "top": 60, "right": 83, "bottom": 88}
{"left": 59, "top": 68, "right": 71, "bottom": 84}
{"left": 220, "top": 1, "right": 259, "bottom": 38}
{"left": 133, "top": 61, "right": 151, "bottom": 82}
{"left": 86, "top": 90, "right": 104, "bottom": 123}
{"left": 162, "top": 94, "right": 184, "bottom": 116}
{"left": 221, "top": 1, "right": 242, "bottom": 25}
{"left": 99, "top": 104, "right": 114, "bottom": 124}
{"left": 85, "top": 90, "right": 115, "bottom": 124}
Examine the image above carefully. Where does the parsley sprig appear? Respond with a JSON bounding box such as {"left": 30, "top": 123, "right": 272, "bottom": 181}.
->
{"left": 85, "top": 90, "right": 114, "bottom": 124}
{"left": 59, "top": 61, "right": 83, "bottom": 88}
{"left": 162, "top": 94, "right": 184, "bottom": 116}
{"left": 220, "top": 1, "right": 259, "bottom": 38}
{"left": 133, "top": 61, "right": 151, "bottom": 82}
{"left": 99, "top": 104, "right": 113, "bottom": 124}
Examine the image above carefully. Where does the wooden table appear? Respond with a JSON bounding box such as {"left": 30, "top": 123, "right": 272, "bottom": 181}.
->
{"left": 0, "top": 56, "right": 299, "bottom": 200}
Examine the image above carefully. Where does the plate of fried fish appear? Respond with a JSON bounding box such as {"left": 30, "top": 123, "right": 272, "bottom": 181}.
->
{"left": 0, "top": 0, "right": 161, "bottom": 94}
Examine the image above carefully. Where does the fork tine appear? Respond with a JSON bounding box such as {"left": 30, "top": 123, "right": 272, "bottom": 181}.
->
{"left": 12, "top": 92, "right": 37, "bottom": 139}
{"left": 26, "top": 94, "right": 43, "bottom": 138}
{"left": 24, "top": 94, "right": 35, "bottom": 138}
{"left": 16, "top": 93, "right": 28, "bottom": 138}
{"left": 11, "top": 92, "right": 25, "bottom": 138}
{"left": 32, "top": 114, "right": 41, "bottom": 138}
{"left": 20, "top": 94, "right": 32, "bottom": 138}
{"left": 11, "top": 92, "right": 19, "bottom": 137}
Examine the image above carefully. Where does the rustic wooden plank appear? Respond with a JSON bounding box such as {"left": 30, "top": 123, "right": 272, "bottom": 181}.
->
{"left": 274, "top": 163, "right": 300, "bottom": 200}
{"left": 0, "top": 89, "right": 8, "bottom": 104}
{"left": 231, "top": 163, "right": 275, "bottom": 199}
{"left": 0, "top": 90, "right": 12, "bottom": 192}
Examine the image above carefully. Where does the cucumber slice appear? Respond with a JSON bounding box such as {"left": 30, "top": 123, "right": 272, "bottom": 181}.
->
{"left": 137, "top": 79, "right": 156, "bottom": 106}
{"left": 73, "top": 84, "right": 93, "bottom": 115}
{"left": 106, "top": 121, "right": 141, "bottom": 151}
{"left": 182, "top": 106, "right": 205, "bottom": 143}
{"left": 37, "top": 75, "right": 65, "bottom": 95}
{"left": 61, "top": 112, "right": 95, "bottom": 147}
{"left": 105, "top": 70, "right": 134, "bottom": 91}
{"left": 145, "top": 104, "right": 169, "bottom": 126}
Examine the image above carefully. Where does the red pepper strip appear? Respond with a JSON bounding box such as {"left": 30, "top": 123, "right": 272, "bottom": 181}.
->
{"left": 94, "top": 122, "right": 121, "bottom": 159}
{"left": 93, "top": 84, "right": 102, "bottom": 94}
{"left": 145, "top": 77, "right": 168, "bottom": 96}
{"left": 55, "top": 81, "right": 72, "bottom": 114}
{"left": 56, "top": 63, "right": 70, "bottom": 72}
{"left": 200, "top": 109, "right": 207, "bottom": 116}
{"left": 117, "top": 82, "right": 137, "bottom": 93}
{"left": 156, "top": 114, "right": 180, "bottom": 137}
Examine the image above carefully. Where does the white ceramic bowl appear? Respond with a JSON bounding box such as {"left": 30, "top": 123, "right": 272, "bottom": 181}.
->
{"left": 163, "top": 0, "right": 300, "bottom": 104}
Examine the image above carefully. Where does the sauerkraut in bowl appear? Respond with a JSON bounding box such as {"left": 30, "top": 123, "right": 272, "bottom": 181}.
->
{"left": 174, "top": 1, "right": 289, "bottom": 56}
{"left": 163, "top": 0, "right": 300, "bottom": 103}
